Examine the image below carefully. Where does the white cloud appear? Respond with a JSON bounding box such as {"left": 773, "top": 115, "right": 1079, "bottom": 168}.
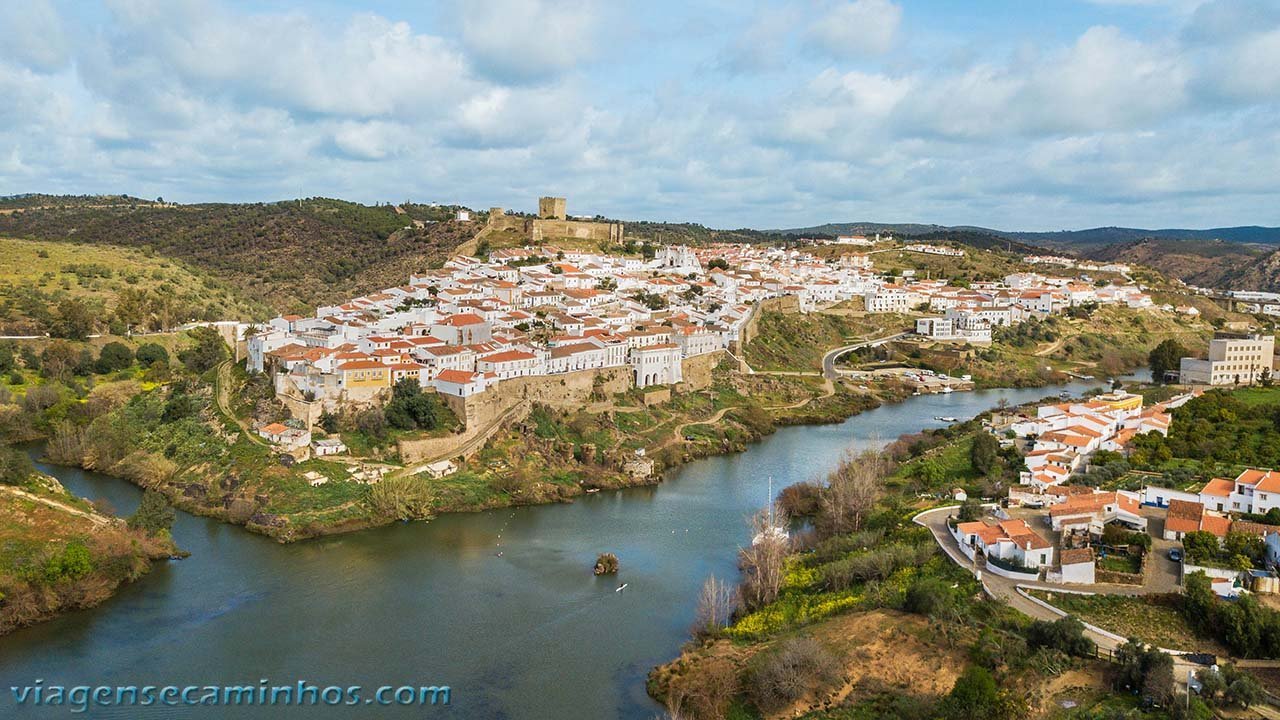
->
{"left": 0, "top": 0, "right": 1277, "bottom": 231}
{"left": 85, "top": 1, "right": 474, "bottom": 120}
{"left": 459, "top": 0, "right": 597, "bottom": 83}
{"left": 0, "top": 0, "right": 71, "bottom": 72}
{"left": 807, "top": 0, "right": 902, "bottom": 58}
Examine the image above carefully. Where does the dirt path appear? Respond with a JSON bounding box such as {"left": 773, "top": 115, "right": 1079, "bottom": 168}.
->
{"left": 656, "top": 378, "right": 838, "bottom": 450}
{"left": 1034, "top": 336, "right": 1068, "bottom": 357}
{"left": 2, "top": 485, "right": 110, "bottom": 526}
{"left": 215, "top": 361, "right": 266, "bottom": 446}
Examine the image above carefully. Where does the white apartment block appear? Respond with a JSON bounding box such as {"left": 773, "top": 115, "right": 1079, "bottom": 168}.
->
{"left": 1179, "top": 334, "right": 1275, "bottom": 386}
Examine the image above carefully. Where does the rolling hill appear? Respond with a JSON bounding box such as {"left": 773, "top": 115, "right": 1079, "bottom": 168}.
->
{"left": 0, "top": 197, "right": 472, "bottom": 314}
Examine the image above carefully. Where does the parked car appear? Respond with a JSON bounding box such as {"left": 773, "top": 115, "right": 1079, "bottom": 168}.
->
{"left": 1169, "top": 548, "right": 1183, "bottom": 562}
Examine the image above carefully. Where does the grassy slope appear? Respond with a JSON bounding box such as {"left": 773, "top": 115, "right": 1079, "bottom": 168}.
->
{"left": 0, "top": 198, "right": 472, "bottom": 313}
{"left": 744, "top": 311, "right": 909, "bottom": 372}
{"left": 0, "top": 478, "right": 175, "bottom": 634}
{"left": 0, "top": 236, "right": 266, "bottom": 333}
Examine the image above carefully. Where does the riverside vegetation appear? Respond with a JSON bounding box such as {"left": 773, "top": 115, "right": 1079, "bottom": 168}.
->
{"left": 0, "top": 446, "right": 180, "bottom": 634}
{"left": 648, "top": 387, "right": 1280, "bottom": 719}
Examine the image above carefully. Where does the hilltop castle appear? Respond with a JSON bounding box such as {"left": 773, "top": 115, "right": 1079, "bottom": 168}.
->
{"left": 488, "top": 196, "right": 624, "bottom": 244}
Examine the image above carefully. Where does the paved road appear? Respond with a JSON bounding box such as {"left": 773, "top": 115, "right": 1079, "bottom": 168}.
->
{"left": 915, "top": 506, "right": 1210, "bottom": 691}
{"left": 821, "top": 332, "right": 909, "bottom": 380}
{"left": 915, "top": 505, "right": 1280, "bottom": 701}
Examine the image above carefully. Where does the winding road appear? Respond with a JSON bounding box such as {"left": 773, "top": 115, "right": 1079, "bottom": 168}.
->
{"left": 821, "top": 332, "right": 910, "bottom": 379}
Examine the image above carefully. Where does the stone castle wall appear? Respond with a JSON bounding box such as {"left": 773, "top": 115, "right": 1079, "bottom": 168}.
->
{"left": 678, "top": 350, "right": 727, "bottom": 392}
{"left": 485, "top": 207, "right": 622, "bottom": 244}
{"left": 530, "top": 218, "right": 623, "bottom": 243}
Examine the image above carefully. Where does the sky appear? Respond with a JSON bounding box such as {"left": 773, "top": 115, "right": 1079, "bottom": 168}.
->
{"left": 1, "top": 0, "right": 1279, "bottom": 231}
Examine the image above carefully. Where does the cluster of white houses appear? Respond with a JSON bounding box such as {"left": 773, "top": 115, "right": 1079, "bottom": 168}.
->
{"left": 1007, "top": 390, "right": 1191, "bottom": 489}
{"left": 1022, "top": 255, "right": 1132, "bottom": 275}
{"left": 877, "top": 271, "right": 1157, "bottom": 344}
{"left": 246, "top": 241, "right": 912, "bottom": 411}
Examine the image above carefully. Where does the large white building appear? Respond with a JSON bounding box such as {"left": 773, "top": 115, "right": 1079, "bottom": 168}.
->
{"left": 1179, "top": 334, "right": 1275, "bottom": 385}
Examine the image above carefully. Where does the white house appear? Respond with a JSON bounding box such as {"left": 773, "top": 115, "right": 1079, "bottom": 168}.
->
{"left": 952, "top": 518, "right": 1055, "bottom": 569}
{"left": 631, "top": 343, "right": 683, "bottom": 388}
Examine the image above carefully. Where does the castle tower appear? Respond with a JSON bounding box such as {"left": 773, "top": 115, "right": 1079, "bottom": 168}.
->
{"left": 538, "top": 196, "right": 566, "bottom": 220}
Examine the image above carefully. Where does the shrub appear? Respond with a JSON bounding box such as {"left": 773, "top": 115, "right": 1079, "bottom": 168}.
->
{"left": 367, "top": 475, "right": 433, "bottom": 519}
{"left": 593, "top": 553, "right": 619, "bottom": 575}
{"left": 1025, "top": 616, "right": 1093, "bottom": 657}
{"left": 128, "top": 490, "right": 176, "bottom": 536}
{"left": 820, "top": 543, "right": 936, "bottom": 590}
{"left": 95, "top": 342, "right": 134, "bottom": 374}
{"left": 745, "top": 637, "right": 840, "bottom": 712}
{"left": 135, "top": 343, "right": 170, "bottom": 367}
{"left": 903, "top": 576, "right": 953, "bottom": 616}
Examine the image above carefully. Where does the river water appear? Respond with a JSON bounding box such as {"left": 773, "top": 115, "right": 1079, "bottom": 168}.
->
{"left": 2, "top": 374, "right": 1144, "bottom": 718}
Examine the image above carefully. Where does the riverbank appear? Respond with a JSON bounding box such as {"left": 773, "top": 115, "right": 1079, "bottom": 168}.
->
{"left": 0, "top": 471, "right": 179, "bottom": 635}
{"left": 4, "top": 377, "right": 1135, "bottom": 719}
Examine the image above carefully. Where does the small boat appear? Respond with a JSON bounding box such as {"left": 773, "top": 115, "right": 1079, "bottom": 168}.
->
{"left": 616, "top": 583, "right": 628, "bottom": 592}
{"left": 585, "top": 488, "right": 600, "bottom": 493}
{"left": 940, "top": 386, "right": 954, "bottom": 394}
{"left": 935, "top": 416, "right": 958, "bottom": 423}
{"left": 1059, "top": 391, "right": 1072, "bottom": 399}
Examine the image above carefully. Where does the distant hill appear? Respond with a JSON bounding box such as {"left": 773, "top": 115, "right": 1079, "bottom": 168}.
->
{"left": 779, "top": 222, "right": 1045, "bottom": 255}
{"left": 782, "top": 220, "right": 1280, "bottom": 292}
{"left": 1083, "top": 238, "right": 1280, "bottom": 293}
{"left": 0, "top": 197, "right": 472, "bottom": 313}
{"left": 1002, "top": 225, "right": 1280, "bottom": 248}
{"left": 781, "top": 221, "right": 1280, "bottom": 249}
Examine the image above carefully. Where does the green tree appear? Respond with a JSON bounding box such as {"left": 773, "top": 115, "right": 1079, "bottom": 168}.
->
{"left": 1113, "top": 639, "right": 1174, "bottom": 705}
{"left": 0, "top": 445, "right": 35, "bottom": 485}
{"left": 45, "top": 540, "right": 94, "bottom": 583}
{"left": 941, "top": 666, "right": 1000, "bottom": 720}
{"left": 52, "top": 297, "right": 96, "bottom": 340}
{"left": 128, "top": 490, "right": 176, "bottom": 536}
{"left": 178, "top": 327, "right": 227, "bottom": 374}
{"left": 970, "top": 431, "right": 1000, "bottom": 476}
{"left": 1181, "top": 531, "right": 1220, "bottom": 564}
{"left": 0, "top": 341, "right": 15, "bottom": 373}
{"left": 39, "top": 340, "right": 81, "bottom": 381}
{"left": 95, "top": 341, "right": 134, "bottom": 373}
{"left": 135, "top": 342, "right": 170, "bottom": 367}
{"left": 1149, "top": 339, "right": 1188, "bottom": 384}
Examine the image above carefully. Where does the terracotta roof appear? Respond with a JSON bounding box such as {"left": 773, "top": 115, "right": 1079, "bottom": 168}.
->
{"left": 260, "top": 423, "right": 290, "bottom": 435}
{"left": 1165, "top": 499, "right": 1204, "bottom": 535}
{"left": 435, "top": 369, "right": 478, "bottom": 384}
{"left": 1200, "top": 514, "right": 1232, "bottom": 538}
{"left": 440, "top": 313, "right": 486, "bottom": 327}
{"left": 1200, "top": 477, "right": 1236, "bottom": 498}
{"left": 1060, "top": 548, "right": 1094, "bottom": 565}
{"left": 1231, "top": 521, "right": 1280, "bottom": 538}
{"left": 338, "top": 360, "right": 388, "bottom": 371}
{"left": 480, "top": 350, "right": 538, "bottom": 363}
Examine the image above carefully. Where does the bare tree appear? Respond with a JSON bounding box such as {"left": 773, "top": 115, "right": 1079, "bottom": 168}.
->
{"left": 692, "top": 574, "right": 739, "bottom": 637}
{"left": 739, "top": 507, "right": 789, "bottom": 611}
{"left": 665, "top": 659, "right": 739, "bottom": 720}
{"left": 817, "top": 449, "right": 887, "bottom": 538}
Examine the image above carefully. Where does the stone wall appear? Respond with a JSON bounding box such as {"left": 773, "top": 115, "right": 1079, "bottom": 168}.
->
{"left": 641, "top": 387, "right": 671, "bottom": 406}
{"left": 678, "top": 350, "right": 727, "bottom": 392}
{"left": 760, "top": 295, "right": 801, "bottom": 315}
{"left": 444, "top": 366, "right": 633, "bottom": 431}
{"left": 485, "top": 209, "right": 622, "bottom": 244}
{"left": 279, "top": 394, "right": 324, "bottom": 430}
{"left": 530, "top": 218, "right": 623, "bottom": 243}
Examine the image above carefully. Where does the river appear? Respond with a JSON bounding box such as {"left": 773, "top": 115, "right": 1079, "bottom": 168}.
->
{"left": 2, "top": 374, "right": 1145, "bottom": 718}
